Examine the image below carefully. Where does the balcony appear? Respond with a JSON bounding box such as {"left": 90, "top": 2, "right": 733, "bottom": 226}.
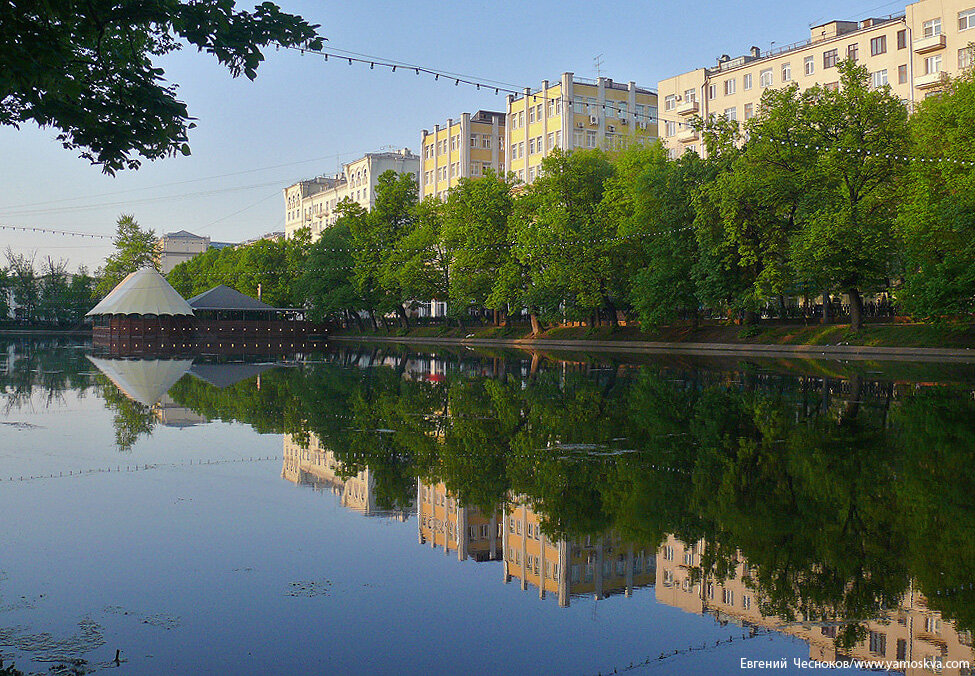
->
{"left": 676, "top": 101, "right": 700, "bottom": 116}
{"left": 915, "top": 71, "right": 947, "bottom": 88}
{"left": 914, "top": 33, "right": 946, "bottom": 53}
{"left": 676, "top": 128, "right": 700, "bottom": 143}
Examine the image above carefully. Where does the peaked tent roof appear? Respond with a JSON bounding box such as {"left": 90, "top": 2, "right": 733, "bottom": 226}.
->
{"left": 86, "top": 268, "right": 194, "bottom": 317}
{"left": 186, "top": 285, "right": 275, "bottom": 311}
{"left": 87, "top": 356, "right": 194, "bottom": 406}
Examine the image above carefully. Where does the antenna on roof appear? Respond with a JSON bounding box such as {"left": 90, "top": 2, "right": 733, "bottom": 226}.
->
{"left": 593, "top": 54, "right": 604, "bottom": 78}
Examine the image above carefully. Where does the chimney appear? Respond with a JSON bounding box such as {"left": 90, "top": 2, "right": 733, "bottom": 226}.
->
{"left": 750, "top": 45, "right": 761, "bottom": 58}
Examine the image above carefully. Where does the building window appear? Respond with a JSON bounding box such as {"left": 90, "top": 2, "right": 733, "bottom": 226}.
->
{"left": 547, "top": 132, "right": 555, "bottom": 148}
{"left": 870, "top": 35, "right": 887, "bottom": 56}
{"left": 585, "top": 130, "right": 597, "bottom": 148}
{"left": 618, "top": 102, "right": 628, "bottom": 119}
{"left": 961, "top": 8, "right": 975, "bottom": 30}
{"left": 528, "top": 106, "right": 536, "bottom": 124}
{"left": 871, "top": 69, "right": 888, "bottom": 88}
{"left": 664, "top": 94, "right": 677, "bottom": 110}
{"left": 760, "top": 68, "right": 773, "bottom": 87}
{"left": 781, "top": 62, "right": 792, "bottom": 81}
{"left": 923, "top": 17, "right": 943, "bottom": 37}
{"left": 824, "top": 49, "right": 839, "bottom": 68}
{"left": 724, "top": 78, "right": 736, "bottom": 95}
{"left": 897, "top": 29, "right": 908, "bottom": 49}
{"left": 724, "top": 106, "right": 737, "bottom": 121}
{"left": 744, "top": 102, "right": 755, "bottom": 119}
{"left": 961, "top": 46, "right": 974, "bottom": 70}
{"left": 482, "top": 136, "right": 491, "bottom": 149}
{"left": 605, "top": 101, "right": 616, "bottom": 118}
{"left": 573, "top": 129, "right": 584, "bottom": 146}
{"left": 555, "top": 130, "right": 562, "bottom": 146}
{"left": 743, "top": 595, "right": 752, "bottom": 610}
{"left": 686, "top": 144, "right": 696, "bottom": 154}
{"left": 804, "top": 55, "right": 815, "bottom": 76}
{"left": 663, "top": 545, "right": 675, "bottom": 561}
{"left": 517, "top": 111, "right": 524, "bottom": 127}
{"left": 665, "top": 121, "right": 677, "bottom": 136}
{"left": 899, "top": 64, "right": 909, "bottom": 83}
{"left": 743, "top": 73, "right": 753, "bottom": 90}
{"left": 573, "top": 98, "right": 584, "bottom": 114}
{"left": 869, "top": 631, "right": 887, "bottom": 656}
{"left": 470, "top": 135, "right": 477, "bottom": 147}
{"left": 847, "top": 44, "right": 859, "bottom": 62}
{"left": 926, "top": 54, "right": 943, "bottom": 74}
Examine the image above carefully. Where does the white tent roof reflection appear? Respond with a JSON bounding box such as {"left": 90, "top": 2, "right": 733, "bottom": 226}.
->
{"left": 87, "top": 356, "right": 193, "bottom": 406}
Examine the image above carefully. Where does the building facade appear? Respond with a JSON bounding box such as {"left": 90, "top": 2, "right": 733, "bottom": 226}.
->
{"left": 658, "top": 0, "right": 975, "bottom": 157}
{"left": 155, "top": 230, "right": 210, "bottom": 274}
{"left": 417, "top": 480, "right": 502, "bottom": 562}
{"left": 419, "top": 110, "right": 506, "bottom": 200}
{"left": 505, "top": 73, "right": 658, "bottom": 184}
{"left": 283, "top": 149, "right": 420, "bottom": 240}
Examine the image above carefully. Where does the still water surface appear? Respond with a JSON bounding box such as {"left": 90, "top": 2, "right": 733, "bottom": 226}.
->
{"left": 1, "top": 337, "right": 974, "bottom": 675}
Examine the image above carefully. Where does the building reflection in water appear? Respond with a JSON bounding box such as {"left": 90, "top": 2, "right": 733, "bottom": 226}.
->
{"left": 656, "top": 535, "right": 975, "bottom": 673}
{"left": 501, "top": 501, "right": 655, "bottom": 607}
{"left": 417, "top": 481, "right": 501, "bottom": 562}
{"left": 282, "top": 433, "right": 412, "bottom": 520}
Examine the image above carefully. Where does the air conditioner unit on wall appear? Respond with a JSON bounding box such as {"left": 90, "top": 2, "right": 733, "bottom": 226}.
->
{"left": 589, "top": 115, "right": 599, "bottom": 125}
{"left": 608, "top": 125, "right": 615, "bottom": 133}
{"left": 576, "top": 122, "right": 584, "bottom": 128}
{"left": 620, "top": 118, "right": 628, "bottom": 125}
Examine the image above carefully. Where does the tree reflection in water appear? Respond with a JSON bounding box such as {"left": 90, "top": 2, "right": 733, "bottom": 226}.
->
{"left": 5, "top": 339, "right": 975, "bottom": 663}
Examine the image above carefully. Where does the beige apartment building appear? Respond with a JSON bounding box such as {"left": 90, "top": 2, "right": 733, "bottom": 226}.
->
{"left": 505, "top": 73, "right": 658, "bottom": 184}
{"left": 416, "top": 480, "right": 502, "bottom": 562}
{"left": 155, "top": 230, "right": 210, "bottom": 274}
{"left": 283, "top": 149, "right": 420, "bottom": 240}
{"left": 419, "top": 110, "right": 506, "bottom": 200}
{"left": 502, "top": 501, "right": 655, "bottom": 606}
{"left": 656, "top": 535, "right": 975, "bottom": 673}
{"left": 659, "top": 0, "right": 975, "bottom": 157}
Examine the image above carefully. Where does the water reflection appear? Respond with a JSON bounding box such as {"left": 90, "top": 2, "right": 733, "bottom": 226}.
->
{"left": 4, "top": 338, "right": 975, "bottom": 672}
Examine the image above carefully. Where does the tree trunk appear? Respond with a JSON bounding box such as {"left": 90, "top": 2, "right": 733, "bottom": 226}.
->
{"left": 493, "top": 309, "right": 499, "bottom": 326}
{"left": 368, "top": 310, "right": 379, "bottom": 331}
{"left": 397, "top": 304, "right": 411, "bottom": 329}
{"left": 529, "top": 313, "right": 542, "bottom": 336}
{"left": 606, "top": 301, "right": 620, "bottom": 328}
{"left": 348, "top": 309, "right": 364, "bottom": 332}
{"left": 743, "top": 310, "right": 759, "bottom": 325}
{"left": 848, "top": 288, "right": 864, "bottom": 332}
{"left": 821, "top": 292, "right": 831, "bottom": 325}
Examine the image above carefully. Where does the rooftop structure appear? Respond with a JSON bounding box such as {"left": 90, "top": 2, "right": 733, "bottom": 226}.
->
{"left": 86, "top": 268, "right": 194, "bottom": 318}
{"left": 419, "top": 110, "right": 506, "bottom": 200}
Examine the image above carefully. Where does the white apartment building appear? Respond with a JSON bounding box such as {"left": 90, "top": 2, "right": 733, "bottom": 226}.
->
{"left": 283, "top": 149, "right": 420, "bottom": 240}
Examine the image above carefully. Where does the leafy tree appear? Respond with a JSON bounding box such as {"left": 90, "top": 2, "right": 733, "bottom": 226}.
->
{"left": 298, "top": 215, "right": 361, "bottom": 327}
{"left": 898, "top": 70, "right": 975, "bottom": 320}
{"left": 788, "top": 61, "right": 910, "bottom": 330}
{"left": 0, "top": 0, "right": 322, "bottom": 173}
{"left": 441, "top": 171, "right": 516, "bottom": 322}
{"left": 350, "top": 171, "right": 418, "bottom": 328}
{"left": 0, "top": 266, "right": 12, "bottom": 321}
{"left": 502, "top": 149, "right": 617, "bottom": 330}
{"left": 4, "top": 249, "right": 39, "bottom": 322}
{"left": 392, "top": 196, "right": 450, "bottom": 317}
{"left": 604, "top": 142, "right": 708, "bottom": 326}
{"left": 97, "top": 214, "right": 157, "bottom": 295}
{"left": 693, "top": 102, "right": 807, "bottom": 322}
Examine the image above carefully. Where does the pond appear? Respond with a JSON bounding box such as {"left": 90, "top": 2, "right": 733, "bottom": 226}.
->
{"left": 1, "top": 337, "right": 974, "bottom": 675}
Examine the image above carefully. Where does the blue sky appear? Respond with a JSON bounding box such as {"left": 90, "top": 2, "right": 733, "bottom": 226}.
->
{"left": 0, "top": 0, "right": 906, "bottom": 270}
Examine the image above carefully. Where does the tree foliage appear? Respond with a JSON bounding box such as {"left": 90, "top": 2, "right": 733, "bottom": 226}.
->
{"left": 0, "top": 0, "right": 322, "bottom": 172}
{"left": 97, "top": 214, "right": 157, "bottom": 296}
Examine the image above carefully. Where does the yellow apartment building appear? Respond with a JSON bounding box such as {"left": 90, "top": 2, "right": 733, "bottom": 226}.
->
{"left": 658, "top": 0, "right": 975, "bottom": 157}
{"left": 281, "top": 432, "right": 412, "bottom": 520}
{"left": 283, "top": 149, "right": 420, "bottom": 241}
{"left": 656, "top": 535, "right": 975, "bottom": 673}
{"left": 416, "top": 480, "right": 503, "bottom": 562}
{"left": 505, "top": 73, "right": 658, "bottom": 184}
{"left": 419, "top": 110, "right": 506, "bottom": 200}
{"left": 502, "top": 500, "right": 655, "bottom": 607}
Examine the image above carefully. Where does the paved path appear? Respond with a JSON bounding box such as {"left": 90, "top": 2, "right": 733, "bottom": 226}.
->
{"left": 330, "top": 335, "right": 975, "bottom": 363}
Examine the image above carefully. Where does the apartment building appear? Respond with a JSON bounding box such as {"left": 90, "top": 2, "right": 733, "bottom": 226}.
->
{"left": 283, "top": 148, "right": 420, "bottom": 240}
{"left": 656, "top": 535, "right": 975, "bottom": 673}
{"left": 155, "top": 230, "right": 210, "bottom": 274}
{"left": 658, "top": 0, "right": 975, "bottom": 157}
{"left": 505, "top": 73, "right": 658, "bottom": 184}
{"left": 502, "top": 501, "right": 655, "bottom": 606}
{"left": 416, "top": 480, "right": 502, "bottom": 562}
{"left": 419, "top": 110, "right": 506, "bottom": 200}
